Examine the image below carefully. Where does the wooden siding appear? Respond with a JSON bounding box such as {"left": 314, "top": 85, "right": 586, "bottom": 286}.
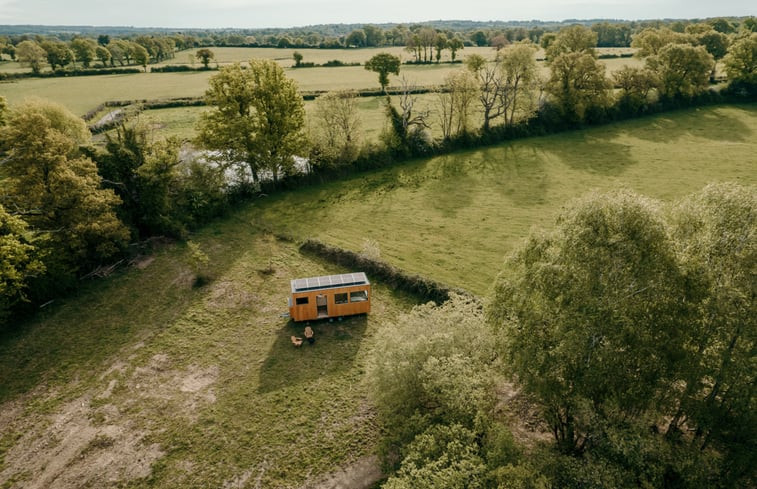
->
{"left": 289, "top": 284, "right": 371, "bottom": 321}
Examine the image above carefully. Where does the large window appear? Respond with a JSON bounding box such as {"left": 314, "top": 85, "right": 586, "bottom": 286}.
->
{"left": 335, "top": 293, "right": 348, "bottom": 304}
{"left": 350, "top": 290, "right": 368, "bottom": 302}
{"left": 295, "top": 297, "right": 309, "bottom": 305}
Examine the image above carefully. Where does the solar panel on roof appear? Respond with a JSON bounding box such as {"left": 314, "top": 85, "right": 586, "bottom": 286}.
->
{"left": 290, "top": 272, "right": 369, "bottom": 293}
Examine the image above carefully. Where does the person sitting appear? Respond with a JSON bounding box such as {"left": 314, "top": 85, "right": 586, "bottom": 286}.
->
{"left": 291, "top": 335, "right": 303, "bottom": 347}
{"left": 304, "top": 326, "right": 315, "bottom": 344}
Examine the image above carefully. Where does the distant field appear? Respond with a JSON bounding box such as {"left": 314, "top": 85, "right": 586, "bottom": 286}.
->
{"left": 1, "top": 47, "right": 643, "bottom": 116}
{"left": 246, "top": 104, "right": 757, "bottom": 294}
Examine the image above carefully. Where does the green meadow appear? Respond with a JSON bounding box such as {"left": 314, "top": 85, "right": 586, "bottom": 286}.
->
{"left": 250, "top": 103, "right": 757, "bottom": 294}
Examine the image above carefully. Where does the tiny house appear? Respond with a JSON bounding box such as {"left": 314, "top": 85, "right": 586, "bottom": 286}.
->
{"left": 288, "top": 272, "right": 371, "bottom": 322}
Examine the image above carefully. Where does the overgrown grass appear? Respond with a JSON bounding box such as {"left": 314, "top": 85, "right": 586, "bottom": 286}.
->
{"left": 249, "top": 103, "right": 757, "bottom": 294}
{"left": 0, "top": 218, "right": 416, "bottom": 487}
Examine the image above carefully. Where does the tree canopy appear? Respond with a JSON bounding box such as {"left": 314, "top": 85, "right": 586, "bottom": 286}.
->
{"left": 365, "top": 53, "right": 401, "bottom": 92}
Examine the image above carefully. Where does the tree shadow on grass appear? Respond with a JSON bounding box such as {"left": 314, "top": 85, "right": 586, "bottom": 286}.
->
{"left": 623, "top": 106, "right": 754, "bottom": 144}
{"left": 540, "top": 132, "right": 636, "bottom": 176}
{"left": 257, "top": 314, "right": 369, "bottom": 394}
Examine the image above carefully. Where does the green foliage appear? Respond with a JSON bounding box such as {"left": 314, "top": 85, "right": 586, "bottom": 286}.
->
{"left": 489, "top": 190, "right": 693, "bottom": 454}
{"left": 546, "top": 51, "right": 611, "bottom": 123}
{"left": 195, "top": 48, "right": 215, "bottom": 68}
{"left": 545, "top": 25, "right": 598, "bottom": 59}
{"left": 70, "top": 38, "right": 97, "bottom": 68}
{"left": 0, "top": 205, "right": 45, "bottom": 322}
{"left": 185, "top": 240, "right": 210, "bottom": 285}
{"left": 196, "top": 60, "right": 305, "bottom": 184}
{"left": 631, "top": 27, "right": 694, "bottom": 58}
{"left": 613, "top": 65, "right": 659, "bottom": 112}
{"left": 649, "top": 43, "right": 713, "bottom": 99}
{"left": 723, "top": 34, "right": 757, "bottom": 85}
{"left": 40, "top": 40, "right": 73, "bottom": 70}
{"left": 15, "top": 40, "right": 46, "bottom": 74}
{"left": 369, "top": 296, "right": 494, "bottom": 457}
{"left": 0, "top": 99, "right": 128, "bottom": 290}
{"left": 383, "top": 424, "right": 487, "bottom": 489}
{"left": 311, "top": 90, "right": 361, "bottom": 166}
{"left": 364, "top": 53, "right": 401, "bottom": 91}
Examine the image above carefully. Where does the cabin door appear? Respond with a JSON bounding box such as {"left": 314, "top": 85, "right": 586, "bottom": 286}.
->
{"left": 316, "top": 294, "right": 328, "bottom": 318}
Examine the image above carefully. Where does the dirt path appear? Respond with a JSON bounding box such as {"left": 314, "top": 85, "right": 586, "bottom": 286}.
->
{"left": 303, "top": 455, "right": 383, "bottom": 489}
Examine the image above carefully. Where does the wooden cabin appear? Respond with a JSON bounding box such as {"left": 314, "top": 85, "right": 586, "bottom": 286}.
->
{"left": 288, "top": 272, "right": 371, "bottom": 322}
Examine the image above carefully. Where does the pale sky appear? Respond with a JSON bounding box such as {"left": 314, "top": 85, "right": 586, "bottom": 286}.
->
{"left": 0, "top": 0, "right": 753, "bottom": 28}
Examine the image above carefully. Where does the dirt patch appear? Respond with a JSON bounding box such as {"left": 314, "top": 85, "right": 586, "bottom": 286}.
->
{"left": 0, "top": 396, "right": 163, "bottom": 489}
{"left": 132, "top": 256, "right": 155, "bottom": 270}
{"left": 494, "top": 381, "right": 552, "bottom": 448}
{"left": 302, "top": 455, "right": 383, "bottom": 489}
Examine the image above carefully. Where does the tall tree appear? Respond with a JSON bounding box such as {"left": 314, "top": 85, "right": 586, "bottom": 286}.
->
{"left": 345, "top": 29, "right": 366, "bottom": 47}
{"left": 196, "top": 60, "right": 305, "bottom": 184}
{"left": 365, "top": 53, "right": 401, "bottom": 92}
{"left": 95, "top": 45, "right": 111, "bottom": 67}
{"left": 15, "top": 40, "right": 46, "bottom": 74}
{"left": 0, "top": 99, "right": 128, "bottom": 284}
{"left": 499, "top": 41, "right": 540, "bottom": 126}
{"left": 488, "top": 190, "right": 693, "bottom": 455}
{"left": 447, "top": 37, "right": 464, "bottom": 62}
{"left": 312, "top": 90, "right": 362, "bottom": 165}
{"left": 40, "top": 40, "right": 73, "bottom": 70}
{"left": 545, "top": 26, "right": 610, "bottom": 122}
{"left": 436, "top": 69, "right": 478, "bottom": 139}
{"left": 649, "top": 43, "right": 713, "bottom": 99}
{"left": 723, "top": 33, "right": 757, "bottom": 86}
{"left": 363, "top": 25, "right": 385, "bottom": 47}
{"left": 195, "top": 48, "right": 215, "bottom": 68}
{"left": 70, "top": 38, "right": 97, "bottom": 68}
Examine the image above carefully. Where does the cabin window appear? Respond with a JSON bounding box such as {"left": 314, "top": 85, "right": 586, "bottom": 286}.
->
{"left": 335, "top": 293, "right": 348, "bottom": 304}
{"left": 295, "top": 297, "right": 309, "bottom": 305}
{"left": 350, "top": 290, "right": 368, "bottom": 302}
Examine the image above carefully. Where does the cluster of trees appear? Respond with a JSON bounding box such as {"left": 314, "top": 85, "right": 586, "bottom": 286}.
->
{"left": 371, "top": 184, "right": 755, "bottom": 488}
{"left": 0, "top": 96, "right": 232, "bottom": 323}
{"left": 1, "top": 34, "right": 180, "bottom": 73}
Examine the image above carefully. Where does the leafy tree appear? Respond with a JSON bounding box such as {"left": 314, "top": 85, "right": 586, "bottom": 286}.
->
{"left": 708, "top": 17, "right": 736, "bottom": 34}
{"left": 447, "top": 37, "right": 464, "bottom": 62}
{"left": 0, "top": 99, "right": 128, "bottom": 286}
{"left": 545, "top": 25, "right": 597, "bottom": 60}
{"left": 382, "top": 78, "right": 431, "bottom": 155}
{"left": 97, "top": 34, "right": 110, "bottom": 46}
{"left": 15, "top": 40, "right": 46, "bottom": 74}
{"left": 40, "top": 40, "right": 73, "bottom": 70}
{"left": 723, "top": 34, "right": 757, "bottom": 86}
{"left": 363, "top": 25, "right": 385, "bottom": 47}
{"left": 383, "top": 424, "right": 488, "bottom": 489}
{"left": 0, "top": 95, "right": 7, "bottom": 127}
{"left": 0, "top": 204, "right": 45, "bottom": 322}
{"left": 540, "top": 32, "right": 556, "bottom": 50}
{"left": 195, "top": 48, "right": 215, "bottom": 68}
{"left": 95, "top": 45, "right": 111, "bottom": 67}
{"left": 429, "top": 33, "right": 446, "bottom": 63}
{"left": 70, "top": 38, "right": 97, "bottom": 68}
{"left": 107, "top": 39, "right": 129, "bottom": 66}
{"left": 365, "top": 52, "right": 401, "bottom": 92}
{"left": 132, "top": 42, "right": 149, "bottom": 70}
{"left": 345, "top": 29, "right": 366, "bottom": 47}
{"left": 668, "top": 183, "right": 756, "bottom": 485}
{"left": 370, "top": 295, "right": 495, "bottom": 454}
{"left": 613, "top": 65, "right": 659, "bottom": 112}
{"left": 631, "top": 27, "right": 694, "bottom": 57}
{"left": 196, "top": 60, "right": 305, "bottom": 184}
{"left": 292, "top": 50, "right": 303, "bottom": 67}
{"left": 488, "top": 190, "right": 693, "bottom": 455}
{"left": 500, "top": 41, "right": 540, "bottom": 126}
{"left": 470, "top": 30, "right": 488, "bottom": 47}
{"left": 546, "top": 51, "right": 610, "bottom": 123}
{"left": 311, "top": 90, "right": 361, "bottom": 165}
{"left": 649, "top": 43, "right": 713, "bottom": 99}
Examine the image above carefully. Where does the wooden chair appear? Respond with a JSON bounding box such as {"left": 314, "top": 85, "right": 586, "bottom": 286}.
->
{"left": 304, "top": 326, "right": 314, "bottom": 344}
{"left": 291, "top": 335, "right": 303, "bottom": 347}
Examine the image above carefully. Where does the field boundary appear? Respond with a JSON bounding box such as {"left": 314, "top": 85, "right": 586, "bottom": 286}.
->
{"left": 299, "top": 238, "right": 474, "bottom": 304}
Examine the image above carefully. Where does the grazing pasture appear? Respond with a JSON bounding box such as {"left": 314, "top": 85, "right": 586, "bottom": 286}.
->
{"left": 249, "top": 103, "right": 757, "bottom": 294}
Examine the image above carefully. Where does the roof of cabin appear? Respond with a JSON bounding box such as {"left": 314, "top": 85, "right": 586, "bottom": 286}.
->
{"left": 291, "top": 272, "right": 369, "bottom": 293}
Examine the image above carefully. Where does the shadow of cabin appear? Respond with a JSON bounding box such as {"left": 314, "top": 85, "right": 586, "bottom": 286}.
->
{"left": 257, "top": 314, "right": 368, "bottom": 394}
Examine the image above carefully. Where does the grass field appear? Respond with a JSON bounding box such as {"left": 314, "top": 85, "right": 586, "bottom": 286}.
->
{"left": 0, "top": 222, "right": 416, "bottom": 487}
{"left": 247, "top": 103, "right": 757, "bottom": 294}
{"left": 1, "top": 48, "right": 644, "bottom": 116}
